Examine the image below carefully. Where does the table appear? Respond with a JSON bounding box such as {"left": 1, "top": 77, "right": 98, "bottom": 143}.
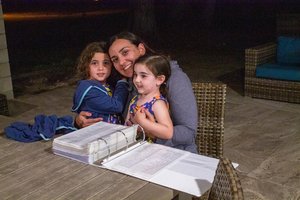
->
{"left": 0, "top": 134, "right": 176, "bottom": 200}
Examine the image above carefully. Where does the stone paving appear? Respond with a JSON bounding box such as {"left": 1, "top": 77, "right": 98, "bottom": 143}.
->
{"left": 1, "top": 51, "right": 299, "bottom": 199}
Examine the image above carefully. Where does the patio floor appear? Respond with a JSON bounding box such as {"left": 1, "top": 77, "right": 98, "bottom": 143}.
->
{"left": 1, "top": 50, "right": 299, "bottom": 199}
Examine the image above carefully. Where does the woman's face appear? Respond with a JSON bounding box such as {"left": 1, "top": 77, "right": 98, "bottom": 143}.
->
{"left": 108, "top": 39, "right": 146, "bottom": 78}
{"left": 88, "top": 52, "right": 112, "bottom": 84}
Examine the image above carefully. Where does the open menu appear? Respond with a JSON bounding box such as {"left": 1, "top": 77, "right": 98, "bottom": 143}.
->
{"left": 52, "top": 121, "right": 220, "bottom": 197}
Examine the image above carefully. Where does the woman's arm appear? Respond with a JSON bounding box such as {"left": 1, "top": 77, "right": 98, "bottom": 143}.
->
{"left": 74, "top": 111, "right": 101, "bottom": 128}
{"left": 160, "top": 61, "right": 198, "bottom": 149}
{"left": 168, "top": 74, "right": 197, "bottom": 144}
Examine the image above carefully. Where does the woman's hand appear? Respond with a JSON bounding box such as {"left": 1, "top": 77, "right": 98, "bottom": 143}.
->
{"left": 75, "top": 111, "right": 102, "bottom": 128}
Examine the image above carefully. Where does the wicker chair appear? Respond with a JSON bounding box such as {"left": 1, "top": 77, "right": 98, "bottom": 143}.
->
{"left": 244, "top": 13, "right": 300, "bottom": 103}
{"left": 244, "top": 43, "right": 300, "bottom": 103}
{"left": 192, "top": 157, "right": 244, "bottom": 200}
{"left": 208, "top": 157, "right": 244, "bottom": 200}
{"left": 192, "top": 82, "right": 226, "bottom": 159}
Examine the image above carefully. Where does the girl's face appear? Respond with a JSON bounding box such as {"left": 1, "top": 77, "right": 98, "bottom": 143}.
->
{"left": 88, "top": 52, "right": 112, "bottom": 84}
{"left": 109, "top": 39, "right": 146, "bottom": 78}
{"left": 133, "top": 63, "right": 165, "bottom": 96}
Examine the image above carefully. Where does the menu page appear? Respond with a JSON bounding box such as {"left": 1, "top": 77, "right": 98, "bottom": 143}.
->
{"left": 101, "top": 142, "right": 219, "bottom": 197}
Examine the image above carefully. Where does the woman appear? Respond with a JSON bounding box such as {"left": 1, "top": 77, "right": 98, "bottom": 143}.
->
{"left": 75, "top": 31, "right": 198, "bottom": 153}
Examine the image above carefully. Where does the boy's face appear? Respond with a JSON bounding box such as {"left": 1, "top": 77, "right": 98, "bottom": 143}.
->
{"left": 89, "top": 52, "right": 112, "bottom": 84}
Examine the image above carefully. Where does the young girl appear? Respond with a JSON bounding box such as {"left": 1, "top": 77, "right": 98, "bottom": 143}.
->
{"left": 126, "top": 55, "right": 173, "bottom": 140}
{"left": 72, "top": 42, "right": 129, "bottom": 125}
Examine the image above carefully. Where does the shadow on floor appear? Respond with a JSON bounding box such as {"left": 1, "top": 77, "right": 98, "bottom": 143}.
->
{"left": 7, "top": 100, "right": 36, "bottom": 117}
{"left": 218, "top": 68, "right": 245, "bottom": 96}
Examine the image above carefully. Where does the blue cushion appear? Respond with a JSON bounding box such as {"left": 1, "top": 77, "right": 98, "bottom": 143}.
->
{"left": 277, "top": 36, "right": 300, "bottom": 65}
{"left": 256, "top": 63, "right": 300, "bottom": 81}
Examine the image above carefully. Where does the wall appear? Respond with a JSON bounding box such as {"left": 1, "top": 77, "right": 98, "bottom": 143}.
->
{"left": 0, "top": 1, "right": 14, "bottom": 99}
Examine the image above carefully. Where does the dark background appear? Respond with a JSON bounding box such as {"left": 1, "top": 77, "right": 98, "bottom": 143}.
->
{"left": 2, "top": 0, "right": 300, "bottom": 95}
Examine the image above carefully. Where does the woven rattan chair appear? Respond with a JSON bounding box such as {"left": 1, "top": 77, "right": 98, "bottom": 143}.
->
{"left": 244, "top": 13, "right": 300, "bottom": 103}
{"left": 208, "top": 157, "right": 244, "bottom": 200}
{"left": 244, "top": 43, "right": 300, "bottom": 103}
{"left": 192, "top": 82, "right": 226, "bottom": 159}
{"left": 192, "top": 157, "right": 244, "bottom": 200}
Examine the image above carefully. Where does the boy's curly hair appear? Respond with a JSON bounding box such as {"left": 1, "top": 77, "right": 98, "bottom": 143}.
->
{"left": 76, "top": 42, "right": 107, "bottom": 80}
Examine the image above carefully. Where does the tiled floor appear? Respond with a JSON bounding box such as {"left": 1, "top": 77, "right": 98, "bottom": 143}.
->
{"left": 0, "top": 51, "right": 299, "bottom": 200}
{"left": 179, "top": 49, "right": 300, "bottom": 200}
{"left": 224, "top": 88, "right": 300, "bottom": 199}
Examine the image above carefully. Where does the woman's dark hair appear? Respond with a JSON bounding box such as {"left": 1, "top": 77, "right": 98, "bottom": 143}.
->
{"left": 106, "top": 31, "right": 168, "bottom": 87}
{"left": 134, "top": 55, "right": 171, "bottom": 97}
{"left": 107, "top": 31, "right": 157, "bottom": 56}
{"left": 76, "top": 41, "right": 107, "bottom": 80}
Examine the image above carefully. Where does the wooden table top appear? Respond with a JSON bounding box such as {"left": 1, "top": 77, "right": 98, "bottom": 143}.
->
{"left": 0, "top": 134, "right": 175, "bottom": 200}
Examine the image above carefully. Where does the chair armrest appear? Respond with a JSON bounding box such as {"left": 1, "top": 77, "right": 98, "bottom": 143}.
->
{"left": 245, "top": 42, "right": 277, "bottom": 77}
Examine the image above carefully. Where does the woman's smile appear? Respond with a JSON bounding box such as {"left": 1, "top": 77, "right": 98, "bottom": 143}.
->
{"left": 123, "top": 63, "right": 132, "bottom": 71}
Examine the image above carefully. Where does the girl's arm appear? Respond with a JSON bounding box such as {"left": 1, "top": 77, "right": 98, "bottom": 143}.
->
{"left": 73, "top": 80, "right": 129, "bottom": 128}
{"left": 134, "top": 100, "right": 173, "bottom": 139}
{"left": 76, "top": 80, "right": 129, "bottom": 114}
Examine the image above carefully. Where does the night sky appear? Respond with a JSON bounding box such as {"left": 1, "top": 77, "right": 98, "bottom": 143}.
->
{"left": 2, "top": 0, "right": 300, "bottom": 12}
{"left": 2, "top": 0, "right": 300, "bottom": 75}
